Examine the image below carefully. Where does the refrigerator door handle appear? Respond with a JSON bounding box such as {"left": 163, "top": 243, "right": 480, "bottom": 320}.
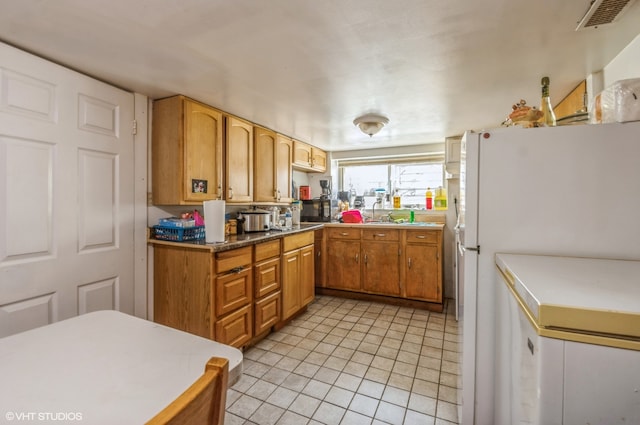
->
{"left": 465, "top": 245, "right": 480, "bottom": 254}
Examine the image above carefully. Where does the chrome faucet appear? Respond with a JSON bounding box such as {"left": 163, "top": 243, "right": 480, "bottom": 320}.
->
{"left": 371, "top": 199, "right": 381, "bottom": 222}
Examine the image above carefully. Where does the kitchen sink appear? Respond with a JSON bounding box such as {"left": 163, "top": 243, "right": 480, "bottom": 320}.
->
{"left": 362, "top": 221, "right": 440, "bottom": 226}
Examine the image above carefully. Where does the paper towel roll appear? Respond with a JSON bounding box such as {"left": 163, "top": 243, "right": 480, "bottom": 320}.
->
{"left": 203, "top": 200, "right": 226, "bottom": 243}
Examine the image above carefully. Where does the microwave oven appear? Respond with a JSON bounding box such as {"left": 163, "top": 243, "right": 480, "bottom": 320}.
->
{"left": 300, "top": 199, "right": 332, "bottom": 222}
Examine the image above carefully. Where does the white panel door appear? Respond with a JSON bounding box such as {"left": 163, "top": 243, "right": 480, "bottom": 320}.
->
{"left": 0, "top": 42, "right": 135, "bottom": 337}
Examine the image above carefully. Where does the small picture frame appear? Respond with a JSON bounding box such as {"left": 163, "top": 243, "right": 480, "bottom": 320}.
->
{"left": 192, "top": 179, "right": 208, "bottom": 193}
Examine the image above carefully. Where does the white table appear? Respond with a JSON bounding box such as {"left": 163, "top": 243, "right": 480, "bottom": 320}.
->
{"left": 0, "top": 310, "right": 243, "bottom": 424}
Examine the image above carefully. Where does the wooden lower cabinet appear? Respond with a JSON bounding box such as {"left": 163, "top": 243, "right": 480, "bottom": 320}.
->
{"left": 282, "top": 249, "right": 301, "bottom": 320}
{"left": 253, "top": 240, "right": 281, "bottom": 337}
{"left": 314, "top": 229, "right": 325, "bottom": 287}
{"left": 323, "top": 226, "right": 444, "bottom": 306}
{"left": 362, "top": 240, "right": 400, "bottom": 296}
{"left": 281, "top": 231, "right": 315, "bottom": 321}
{"left": 153, "top": 245, "right": 212, "bottom": 339}
{"left": 326, "top": 239, "right": 361, "bottom": 291}
{"left": 405, "top": 244, "right": 441, "bottom": 302}
{"left": 326, "top": 227, "right": 361, "bottom": 291}
{"left": 403, "top": 229, "right": 443, "bottom": 303}
{"left": 215, "top": 267, "right": 252, "bottom": 317}
{"left": 254, "top": 291, "right": 280, "bottom": 335}
{"left": 215, "top": 304, "right": 252, "bottom": 348}
{"left": 152, "top": 232, "right": 315, "bottom": 347}
{"left": 300, "top": 245, "right": 315, "bottom": 306}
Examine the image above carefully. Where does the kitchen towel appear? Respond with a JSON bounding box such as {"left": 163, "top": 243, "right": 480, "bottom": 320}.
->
{"left": 203, "top": 200, "right": 226, "bottom": 243}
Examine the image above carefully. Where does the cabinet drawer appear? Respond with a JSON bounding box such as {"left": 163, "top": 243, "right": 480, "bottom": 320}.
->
{"left": 283, "top": 231, "right": 314, "bottom": 252}
{"left": 254, "top": 291, "right": 281, "bottom": 335}
{"left": 254, "top": 257, "right": 280, "bottom": 298}
{"left": 216, "top": 246, "right": 252, "bottom": 274}
{"left": 215, "top": 267, "right": 252, "bottom": 317}
{"left": 327, "top": 227, "right": 361, "bottom": 240}
{"left": 255, "top": 239, "right": 281, "bottom": 262}
{"left": 405, "top": 230, "right": 439, "bottom": 244}
{"left": 362, "top": 229, "right": 399, "bottom": 241}
{"left": 215, "top": 304, "right": 252, "bottom": 348}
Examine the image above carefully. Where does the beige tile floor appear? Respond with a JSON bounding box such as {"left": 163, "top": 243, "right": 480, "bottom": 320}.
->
{"left": 225, "top": 295, "right": 461, "bottom": 425}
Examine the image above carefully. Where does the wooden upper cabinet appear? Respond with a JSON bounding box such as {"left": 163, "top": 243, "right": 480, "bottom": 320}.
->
{"left": 311, "top": 148, "right": 327, "bottom": 173}
{"left": 152, "top": 95, "right": 223, "bottom": 205}
{"left": 292, "top": 140, "right": 326, "bottom": 173}
{"left": 276, "top": 134, "right": 293, "bottom": 202}
{"left": 293, "top": 140, "right": 312, "bottom": 168}
{"left": 253, "top": 126, "right": 277, "bottom": 203}
{"left": 253, "top": 128, "right": 292, "bottom": 203}
{"left": 225, "top": 115, "right": 253, "bottom": 203}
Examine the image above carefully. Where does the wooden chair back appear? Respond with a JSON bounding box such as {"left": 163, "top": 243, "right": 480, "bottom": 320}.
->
{"left": 146, "top": 357, "right": 229, "bottom": 425}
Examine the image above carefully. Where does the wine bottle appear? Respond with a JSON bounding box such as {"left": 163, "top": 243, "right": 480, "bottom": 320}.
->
{"left": 540, "top": 76, "right": 556, "bottom": 127}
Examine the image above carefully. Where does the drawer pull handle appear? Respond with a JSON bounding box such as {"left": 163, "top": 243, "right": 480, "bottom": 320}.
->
{"left": 340, "top": 232, "right": 349, "bottom": 236}
{"left": 408, "top": 258, "right": 412, "bottom": 269}
{"left": 230, "top": 266, "right": 244, "bottom": 274}
{"left": 416, "top": 235, "right": 426, "bottom": 239}
{"left": 375, "top": 233, "right": 386, "bottom": 237}
{"left": 355, "top": 254, "right": 359, "bottom": 263}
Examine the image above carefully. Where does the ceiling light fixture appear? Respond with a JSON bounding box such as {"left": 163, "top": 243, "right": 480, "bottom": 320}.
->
{"left": 353, "top": 113, "right": 389, "bottom": 137}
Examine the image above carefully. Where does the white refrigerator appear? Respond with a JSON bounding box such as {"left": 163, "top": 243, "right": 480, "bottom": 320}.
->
{"left": 458, "top": 121, "right": 640, "bottom": 425}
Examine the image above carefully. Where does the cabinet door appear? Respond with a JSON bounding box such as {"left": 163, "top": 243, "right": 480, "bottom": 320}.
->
{"left": 276, "top": 134, "right": 293, "bottom": 202}
{"left": 225, "top": 115, "right": 253, "bottom": 203}
{"left": 326, "top": 239, "right": 361, "bottom": 291}
{"left": 153, "top": 245, "right": 213, "bottom": 339}
{"left": 215, "top": 267, "right": 252, "bottom": 317}
{"left": 254, "top": 257, "right": 280, "bottom": 298}
{"left": 300, "top": 245, "right": 315, "bottom": 306}
{"left": 254, "top": 290, "right": 281, "bottom": 335}
{"left": 253, "top": 126, "right": 277, "bottom": 202}
{"left": 405, "top": 244, "right": 441, "bottom": 302}
{"left": 281, "top": 249, "right": 301, "bottom": 320}
{"left": 184, "top": 100, "right": 224, "bottom": 203}
{"left": 314, "top": 229, "right": 325, "bottom": 287}
{"left": 293, "top": 140, "right": 312, "bottom": 168}
{"left": 215, "top": 304, "right": 252, "bottom": 348}
{"left": 152, "top": 96, "right": 223, "bottom": 205}
{"left": 362, "top": 241, "right": 400, "bottom": 296}
{"left": 311, "top": 148, "right": 327, "bottom": 172}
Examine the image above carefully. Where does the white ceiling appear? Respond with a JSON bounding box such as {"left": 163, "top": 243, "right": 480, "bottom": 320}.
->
{"left": 1, "top": 0, "right": 639, "bottom": 151}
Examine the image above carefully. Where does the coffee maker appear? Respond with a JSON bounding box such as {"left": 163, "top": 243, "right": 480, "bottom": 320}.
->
{"left": 319, "top": 179, "right": 331, "bottom": 199}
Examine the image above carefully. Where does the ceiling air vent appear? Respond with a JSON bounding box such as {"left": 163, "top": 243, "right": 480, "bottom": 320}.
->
{"left": 576, "top": 0, "right": 638, "bottom": 30}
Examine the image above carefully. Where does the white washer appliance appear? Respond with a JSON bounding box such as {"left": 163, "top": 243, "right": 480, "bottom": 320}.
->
{"left": 494, "top": 253, "right": 640, "bottom": 425}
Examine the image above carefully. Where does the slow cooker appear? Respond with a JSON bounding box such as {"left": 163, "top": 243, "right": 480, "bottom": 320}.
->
{"left": 239, "top": 208, "right": 271, "bottom": 232}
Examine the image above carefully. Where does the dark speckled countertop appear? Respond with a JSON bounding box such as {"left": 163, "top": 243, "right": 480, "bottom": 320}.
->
{"left": 148, "top": 223, "right": 324, "bottom": 253}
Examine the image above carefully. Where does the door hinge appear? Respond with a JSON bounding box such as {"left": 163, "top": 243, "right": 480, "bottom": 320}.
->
{"left": 132, "top": 119, "right": 138, "bottom": 135}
